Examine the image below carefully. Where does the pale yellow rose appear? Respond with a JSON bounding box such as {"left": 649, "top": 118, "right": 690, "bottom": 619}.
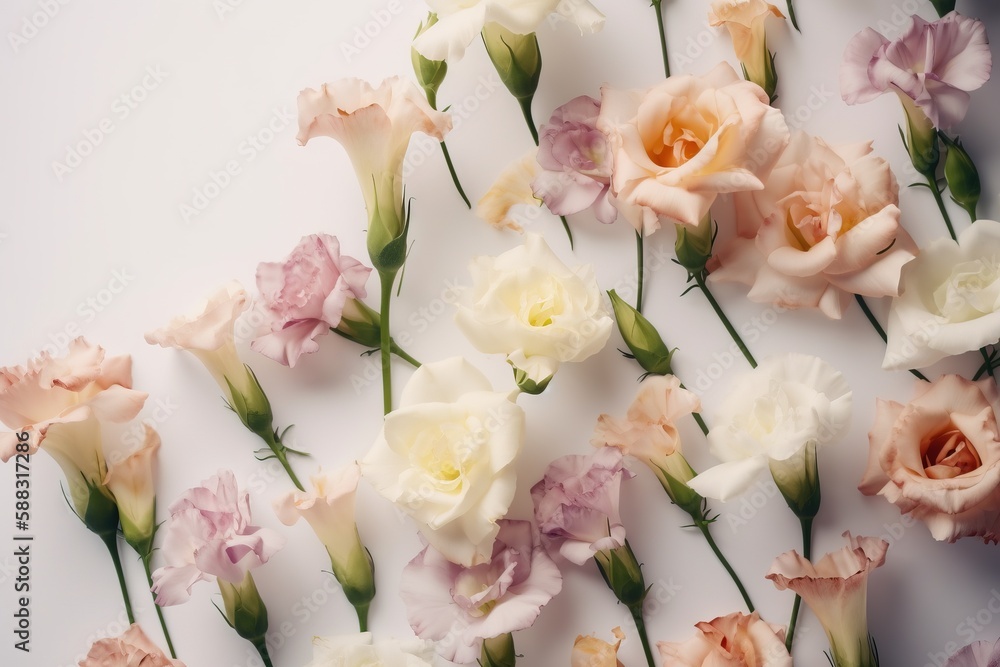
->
{"left": 572, "top": 627, "right": 625, "bottom": 667}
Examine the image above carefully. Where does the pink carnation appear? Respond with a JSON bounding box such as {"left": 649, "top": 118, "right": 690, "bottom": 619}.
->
{"left": 251, "top": 234, "right": 371, "bottom": 367}
{"left": 151, "top": 470, "right": 284, "bottom": 606}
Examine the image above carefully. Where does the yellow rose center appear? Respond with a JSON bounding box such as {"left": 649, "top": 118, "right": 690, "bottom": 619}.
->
{"left": 516, "top": 277, "right": 566, "bottom": 328}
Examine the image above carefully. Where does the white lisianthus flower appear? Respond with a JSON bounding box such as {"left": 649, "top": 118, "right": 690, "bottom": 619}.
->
{"left": 455, "top": 234, "right": 613, "bottom": 388}
{"left": 305, "top": 633, "right": 434, "bottom": 667}
{"left": 413, "top": 0, "right": 605, "bottom": 63}
{"left": 688, "top": 353, "right": 852, "bottom": 502}
{"left": 361, "top": 358, "right": 524, "bottom": 566}
{"left": 884, "top": 220, "right": 1000, "bottom": 370}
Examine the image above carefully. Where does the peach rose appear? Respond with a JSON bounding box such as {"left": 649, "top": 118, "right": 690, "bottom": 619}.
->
{"left": 597, "top": 62, "right": 788, "bottom": 234}
{"left": 657, "top": 612, "right": 791, "bottom": 666}
{"left": 860, "top": 374, "right": 1000, "bottom": 543}
{"left": 80, "top": 623, "right": 184, "bottom": 666}
{"left": 712, "top": 130, "right": 917, "bottom": 319}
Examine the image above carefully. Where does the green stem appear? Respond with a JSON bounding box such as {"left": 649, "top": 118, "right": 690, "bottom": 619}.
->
{"left": 440, "top": 141, "right": 471, "bottom": 208}
{"left": 380, "top": 271, "right": 397, "bottom": 415}
{"left": 853, "top": 295, "right": 929, "bottom": 382}
{"left": 143, "top": 554, "right": 178, "bottom": 659}
{"left": 636, "top": 231, "right": 645, "bottom": 314}
{"left": 355, "top": 601, "right": 371, "bottom": 633}
{"left": 252, "top": 637, "right": 274, "bottom": 667}
{"left": 629, "top": 603, "right": 658, "bottom": 667}
{"left": 101, "top": 532, "right": 135, "bottom": 624}
{"left": 389, "top": 341, "right": 421, "bottom": 368}
{"left": 518, "top": 96, "right": 539, "bottom": 146}
{"left": 785, "top": 515, "right": 813, "bottom": 653}
{"left": 927, "top": 175, "right": 958, "bottom": 242}
{"left": 695, "top": 520, "right": 755, "bottom": 612}
{"left": 651, "top": 0, "right": 671, "bottom": 77}
{"left": 785, "top": 0, "right": 800, "bottom": 31}
{"left": 267, "top": 431, "right": 304, "bottom": 491}
{"left": 980, "top": 347, "right": 996, "bottom": 380}
{"left": 694, "top": 273, "right": 757, "bottom": 368}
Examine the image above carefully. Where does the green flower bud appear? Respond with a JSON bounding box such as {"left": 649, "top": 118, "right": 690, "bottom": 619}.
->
{"left": 225, "top": 366, "right": 274, "bottom": 440}
{"left": 674, "top": 216, "right": 715, "bottom": 275}
{"left": 412, "top": 13, "right": 448, "bottom": 109}
{"left": 366, "top": 179, "right": 409, "bottom": 275}
{"left": 218, "top": 572, "right": 269, "bottom": 643}
{"left": 897, "top": 94, "right": 939, "bottom": 178}
{"left": 594, "top": 542, "right": 648, "bottom": 608}
{"left": 769, "top": 441, "right": 821, "bottom": 520}
{"left": 80, "top": 477, "right": 121, "bottom": 538}
{"left": 608, "top": 290, "right": 675, "bottom": 376}
{"left": 480, "top": 633, "right": 517, "bottom": 667}
{"left": 930, "top": 0, "right": 956, "bottom": 16}
{"left": 941, "top": 133, "right": 981, "bottom": 220}
{"left": 332, "top": 299, "right": 382, "bottom": 349}
{"left": 507, "top": 352, "right": 557, "bottom": 395}
{"left": 481, "top": 23, "right": 541, "bottom": 101}
{"left": 651, "top": 452, "right": 703, "bottom": 519}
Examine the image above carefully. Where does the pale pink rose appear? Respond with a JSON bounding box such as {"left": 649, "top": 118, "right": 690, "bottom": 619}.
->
{"left": 400, "top": 519, "right": 562, "bottom": 663}
{"left": 657, "top": 612, "right": 791, "bottom": 667}
{"left": 532, "top": 95, "right": 617, "bottom": 224}
{"left": 945, "top": 639, "right": 1000, "bottom": 667}
{"left": 860, "top": 375, "right": 1000, "bottom": 543}
{"left": 145, "top": 282, "right": 255, "bottom": 405}
{"left": 104, "top": 424, "right": 160, "bottom": 550}
{"left": 79, "top": 623, "right": 185, "bottom": 667}
{"left": 530, "top": 447, "right": 634, "bottom": 565}
{"left": 841, "top": 12, "right": 992, "bottom": 129}
{"left": 712, "top": 131, "right": 917, "bottom": 319}
{"left": 297, "top": 77, "right": 451, "bottom": 245}
{"left": 592, "top": 375, "right": 700, "bottom": 467}
{"left": 572, "top": 628, "right": 625, "bottom": 667}
{"left": 251, "top": 234, "right": 371, "bottom": 367}
{"left": 0, "top": 339, "right": 147, "bottom": 515}
{"left": 597, "top": 62, "right": 789, "bottom": 234}
{"left": 151, "top": 470, "right": 284, "bottom": 606}
{"left": 766, "top": 532, "right": 888, "bottom": 667}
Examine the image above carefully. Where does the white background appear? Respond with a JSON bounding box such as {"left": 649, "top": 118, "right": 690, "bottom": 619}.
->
{"left": 2, "top": 0, "right": 1000, "bottom": 666}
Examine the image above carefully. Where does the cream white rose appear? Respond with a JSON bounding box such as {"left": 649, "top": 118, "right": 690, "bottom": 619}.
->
{"left": 306, "top": 633, "right": 434, "bottom": 667}
{"left": 361, "top": 357, "right": 524, "bottom": 566}
{"left": 885, "top": 220, "right": 1000, "bottom": 370}
{"left": 455, "top": 234, "right": 613, "bottom": 384}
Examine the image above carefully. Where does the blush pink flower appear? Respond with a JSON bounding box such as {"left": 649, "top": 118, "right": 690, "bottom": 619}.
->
{"left": 400, "top": 519, "right": 562, "bottom": 663}
{"left": 657, "top": 612, "right": 791, "bottom": 667}
{"left": 945, "top": 639, "right": 1000, "bottom": 667}
{"left": 841, "top": 12, "right": 992, "bottom": 129}
{"left": 79, "top": 623, "right": 185, "bottom": 667}
{"left": 251, "top": 234, "right": 371, "bottom": 367}
{"left": 766, "top": 532, "right": 888, "bottom": 667}
{"left": 712, "top": 130, "right": 917, "bottom": 319}
{"left": 530, "top": 447, "right": 634, "bottom": 565}
{"left": 597, "top": 62, "right": 789, "bottom": 234}
{"left": 151, "top": 469, "right": 284, "bottom": 606}
{"left": 860, "top": 375, "right": 1000, "bottom": 544}
{"left": 0, "top": 339, "right": 147, "bottom": 518}
{"left": 532, "top": 95, "right": 617, "bottom": 224}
